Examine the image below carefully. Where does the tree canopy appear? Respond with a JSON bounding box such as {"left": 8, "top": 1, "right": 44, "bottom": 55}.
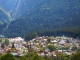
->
{"left": 0, "top": 53, "right": 16, "bottom": 60}
{"left": 70, "top": 52, "right": 80, "bottom": 60}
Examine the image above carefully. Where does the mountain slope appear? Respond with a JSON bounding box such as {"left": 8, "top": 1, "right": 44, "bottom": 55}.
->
{"left": 10, "top": 0, "right": 43, "bottom": 19}
{"left": 0, "top": 0, "right": 18, "bottom": 12}
{"left": 1, "top": 0, "right": 80, "bottom": 37}
{"left": 0, "top": 7, "right": 12, "bottom": 24}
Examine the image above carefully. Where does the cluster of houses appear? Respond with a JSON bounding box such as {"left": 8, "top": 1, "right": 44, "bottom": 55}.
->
{"left": 0, "top": 36, "right": 27, "bottom": 56}
{"left": 0, "top": 35, "right": 80, "bottom": 57}
{"left": 26, "top": 36, "right": 80, "bottom": 57}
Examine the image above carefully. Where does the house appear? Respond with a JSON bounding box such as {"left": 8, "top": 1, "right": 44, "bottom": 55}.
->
{"left": 59, "top": 40, "right": 66, "bottom": 45}
{"left": 11, "top": 52, "right": 18, "bottom": 56}
{"left": 0, "top": 50, "right": 4, "bottom": 54}
{"left": 0, "top": 47, "right": 4, "bottom": 54}
{"left": 0, "top": 35, "right": 5, "bottom": 43}
{"left": 64, "top": 43, "right": 71, "bottom": 47}
{"left": 14, "top": 43, "right": 22, "bottom": 48}
{"left": 51, "top": 40, "right": 58, "bottom": 43}
{"left": 9, "top": 37, "right": 24, "bottom": 43}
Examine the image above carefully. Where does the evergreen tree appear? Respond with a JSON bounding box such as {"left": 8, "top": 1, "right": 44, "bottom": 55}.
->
{"left": 1, "top": 43, "right": 5, "bottom": 48}
{"left": 47, "top": 45, "right": 56, "bottom": 52}
{"left": 5, "top": 38, "right": 9, "bottom": 46}
{"left": 0, "top": 38, "right": 2, "bottom": 42}
{"left": 12, "top": 42, "right": 15, "bottom": 48}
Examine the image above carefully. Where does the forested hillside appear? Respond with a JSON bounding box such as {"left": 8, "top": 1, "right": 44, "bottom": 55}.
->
{"left": 0, "top": 0, "right": 80, "bottom": 38}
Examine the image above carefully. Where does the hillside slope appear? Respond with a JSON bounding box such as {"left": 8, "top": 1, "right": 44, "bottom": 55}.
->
{"left": 1, "top": 0, "right": 80, "bottom": 37}
{"left": 0, "top": 7, "right": 12, "bottom": 24}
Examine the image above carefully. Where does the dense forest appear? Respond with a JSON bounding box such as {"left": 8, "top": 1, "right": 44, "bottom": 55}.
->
{"left": 25, "top": 27, "right": 80, "bottom": 41}
{"left": 0, "top": 18, "right": 80, "bottom": 40}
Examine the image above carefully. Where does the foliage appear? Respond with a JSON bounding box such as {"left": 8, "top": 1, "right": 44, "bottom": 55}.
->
{"left": 0, "top": 53, "right": 16, "bottom": 60}
{"left": 5, "top": 38, "right": 9, "bottom": 46}
{"left": 20, "top": 56, "right": 27, "bottom": 60}
{"left": 44, "top": 55, "right": 52, "bottom": 60}
{"left": 1, "top": 43, "right": 5, "bottom": 48}
{"left": 0, "top": 52, "right": 80, "bottom": 60}
{"left": 12, "top": 42, "right": 15, "bottom": 48}
{"left": 24, "top": 27, "right": 80, "bottom": 41}
{"left": 47, "top": 45, "right": 56, "bottom": 52}
{"left": 71, "top": 46, "right": 77, "bottom": 51}
{"left": 11, "top": 48, "right": 15, "bottom": 52}
{"left": 0, "top": 0, "right": 79, "bottom": 38}
{"left": 47, "top": 38, "right": 51, "bottom": 43}
{"left": 33, "top": 54, "right": 45, "bottom": 60}
{"left": 24, "top": 52, "right": 45, "bottom": 60}
{"left": 55, "top": 53, "right": 70, "bottom": 60}
{"left": 61, "top": 47, "right": 70, "bottom": 50}
{"left": 25, "top": 52, "right": 35, "bottom": 57}
{"left": 66, "top": 40, "right": 70, "bottom": 43}
{"left": 70, "top": 52, "right": 80, "bottom": 60}
{"left": 0, "top": 38, "right": 2, "bottom": 42}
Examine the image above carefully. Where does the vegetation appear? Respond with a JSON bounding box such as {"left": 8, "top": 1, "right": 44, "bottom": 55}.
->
{"left": 0, "top": 0, "right": 79, "bottom": 38}
{"left": 1, "top": 43, "right": 5, "bottom": 48}
{"left": 0, "top": 38, "right": 2, "bottom": 42}
{"left": 5, "top": 38, "right": 9, "bottom": 46}
{"left": 0, "top": 52, "right": 80, "bottom": 60}
{"left": 20, "top": 52, "right": 45, "bottom": 60}
{"left": 70, "top": 52, "right": 80, "bottom": 60}
{"left": 47, "top": 45, "right": 56, "bottom": 52}
{"left": 0, "top": 53, "right": 16, "bottom": 60}
{"left": 12, "top": 42, "right": 15, "bottom": 48}
{"left": 25, "top": 27, "right": 80, "bottom": 41}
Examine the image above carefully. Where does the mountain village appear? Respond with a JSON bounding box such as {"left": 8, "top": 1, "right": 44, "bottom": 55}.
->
{"left": 0, "top": 35, "right": 80, "bottom": 57}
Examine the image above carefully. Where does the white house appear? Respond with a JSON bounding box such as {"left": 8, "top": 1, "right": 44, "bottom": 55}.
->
{"left": 9, "top": 37, "right": 24, "bottom": 43}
